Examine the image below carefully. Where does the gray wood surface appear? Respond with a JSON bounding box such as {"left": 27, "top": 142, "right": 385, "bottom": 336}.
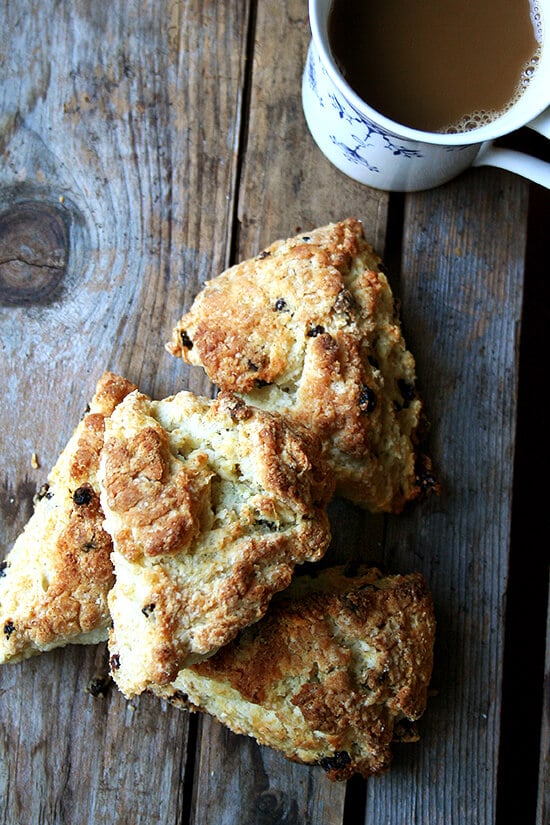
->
{"left": 0, "top": 1, "right": 541, "bottom": 824}
{"left": 364, "top": 172, "right": 529, "bottom": 824}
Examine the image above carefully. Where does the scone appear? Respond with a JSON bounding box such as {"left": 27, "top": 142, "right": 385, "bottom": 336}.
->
{"left": 98, "top": 389, "right": 334, "bottom": 697}
{"left": 167, "top": 217, "right": 437, "bottom": 513}
{"left": 153, "top": 564, "right": 436, "bottom": 780}
{"left": 0, "top": 372, "right": 137, "bottom": 664}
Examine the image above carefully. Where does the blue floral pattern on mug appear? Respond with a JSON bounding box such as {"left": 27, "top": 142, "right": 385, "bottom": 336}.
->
{"left": 302, "top": 38, "right": 480, "bottom": 190}
{"left": 306, "top": 45, "right": 424, "bottom": 171}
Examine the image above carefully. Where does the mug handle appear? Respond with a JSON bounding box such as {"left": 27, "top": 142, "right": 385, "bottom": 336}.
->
{"left": 472, "top": 106, "right": 550, "bottom": 189}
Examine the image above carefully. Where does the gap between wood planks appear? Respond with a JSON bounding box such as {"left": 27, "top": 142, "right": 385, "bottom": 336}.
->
{"left": 344, "top": 181, "right": 550, "bottom": 825}
{"left": 496, "top": 182, "right": 550, "bottom": 825}
{"left": 228, "top": 0, "right": 259, "bottom": 271}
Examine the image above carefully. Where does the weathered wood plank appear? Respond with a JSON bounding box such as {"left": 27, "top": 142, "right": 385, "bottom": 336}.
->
{"left": 361, "top": 168, "right": 529, "bottom": 824}
{"left": 0, "top": 0, "right": 250, "bottom": 822}
{"left": 187, "top": 1, "right": 390, "bottom": 821}
{"left": 190, "top": 716, "right": 348, "bottom": 825}
{"left": 235, "top": 1, "right": 388, "bottom": 257}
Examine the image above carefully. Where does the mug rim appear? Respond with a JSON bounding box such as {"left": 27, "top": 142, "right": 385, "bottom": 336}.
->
{"left": 309, "top": 0, "right": 550, "bottom": 147}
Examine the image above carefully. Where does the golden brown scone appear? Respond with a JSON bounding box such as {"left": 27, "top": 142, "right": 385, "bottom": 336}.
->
{"left": 167, "top": 217, "right": 437, "bottom": 513}
{"left": 153, "top": 564, "right": 436, "bottom": 780}
{"left": 98, "top": 388, "right": 334, "bottom": 697}
{"left": 0, "top": 372, "right": 137, "bottom": 664}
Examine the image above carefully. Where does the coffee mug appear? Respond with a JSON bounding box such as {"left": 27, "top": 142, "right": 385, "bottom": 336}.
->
{"left": 302, "top": 0, "right": 550, "bottom": 192}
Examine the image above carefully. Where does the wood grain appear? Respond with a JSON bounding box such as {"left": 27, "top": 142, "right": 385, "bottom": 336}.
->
{"left": 234, "top": 0, "right": 388, "bottom": 256}
{"left": 0, "top": 1, "right": 249, "bottom": 822}
{"left": 362, "top": 168, "right": 528, "bottom": 824}
{"left": 190, "top": 716, "right": 347, "bottom": 825}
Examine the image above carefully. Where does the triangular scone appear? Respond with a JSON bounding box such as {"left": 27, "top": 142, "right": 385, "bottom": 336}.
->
{"left": 0, "top": 372, "right": 137, "bottom": 664}
{"left": 167, "top": 217, "right": 437, "bottom": 513}
{"left": 153, "top": 564, "right": 436, "bottom": 781}
{"left": 98, "top": 389, "right": 334, "bottom": 697}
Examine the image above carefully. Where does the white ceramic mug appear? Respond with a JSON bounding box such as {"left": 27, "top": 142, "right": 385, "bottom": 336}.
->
{"left": 302, "top": 0, "right": 550, "bottom": 191}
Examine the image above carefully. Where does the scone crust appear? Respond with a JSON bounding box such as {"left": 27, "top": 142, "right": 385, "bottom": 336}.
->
{"left": 99, "top": 389, "right": 334, "bottom": 697}
{"left": 0, "top": 372, "right": 137, "bottom": 663}
{"left": 154, "top": 565, "right": 436, "bottom": 780}
{"left": 168, "top": 218, "right": 434, "bottom": 513}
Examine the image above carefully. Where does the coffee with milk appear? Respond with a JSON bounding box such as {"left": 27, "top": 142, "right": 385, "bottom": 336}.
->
{"left": 328, "top": 0, "right": 543, "bottom": 133}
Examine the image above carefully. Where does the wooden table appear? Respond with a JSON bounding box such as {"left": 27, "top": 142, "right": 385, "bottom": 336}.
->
{"left": 1, "top": 2, "right": 548, "bottom": 823}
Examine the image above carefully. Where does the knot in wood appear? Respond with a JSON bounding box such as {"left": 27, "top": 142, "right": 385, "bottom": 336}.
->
{"left": 255, "top": 789, "right": 297, "bottom": 825}
{"left": 0, "top": 201, "right": 69, "bottom": 305}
